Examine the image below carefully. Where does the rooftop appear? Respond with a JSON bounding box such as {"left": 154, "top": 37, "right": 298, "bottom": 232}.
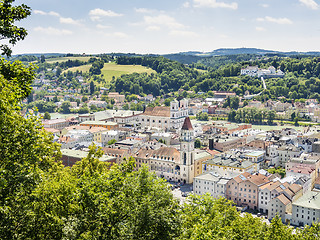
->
{"left": 181, "top": 117, "right": 193, "bottom": 130}
{"left": 61, "top": 149, "right": 116, "bottom": 162}
{"left": 293, "top": 191, "right": 320, "bottom": 210}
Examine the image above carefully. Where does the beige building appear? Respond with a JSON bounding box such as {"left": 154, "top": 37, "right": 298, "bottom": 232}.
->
{"left": 134, "top": 117, "right": 196, "bottom": 184}
{"left": 108, "top": 92, "right": 125, "bottom": 103}
{"left": 211, "top": 136, "right": 246, "bottom": 152}
{"left": 42, "top": 118, "right": 69, "bottom": 130}
{"left": 226, "top": 172, "right": 270, "bottom": 210}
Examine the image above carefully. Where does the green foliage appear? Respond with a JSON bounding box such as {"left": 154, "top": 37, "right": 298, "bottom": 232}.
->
{"left": 0, "top": 62, "right": 61, "bottom": 238}
{"left": 267, "top": 167, "right": 286, "bottom": 178}
{"left": 196, "top": 112, "right": 209, "bottom": 121}
{"left": 228, "top": 108, "right": 276, "bottom": 125}
{"left": 194, "top": 139, "right": 201, "bottom": 148}
{"left": 107, "top": 139, "right": 116, "bottom": 145}
{"left": 223, "top": 96, "right": 240, "bottom": 109}
{"left": 43, "top": 111, "right": 51, "bottom": 120}
{"left": 61, "top": 101, "right": 71, "bottom": 114}
{"left": 0, "top": 0, "right": 31, "bottom": 56}
{"left": 27, "top": 100, "right": 56, "bottom": 113}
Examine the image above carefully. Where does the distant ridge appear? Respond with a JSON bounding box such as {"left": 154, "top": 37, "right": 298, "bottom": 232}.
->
{"left": 175, "top": 47, "right": 320, "bottom": 57}
{"left": 12, "top": 48, "right": 320, "bottom": 62}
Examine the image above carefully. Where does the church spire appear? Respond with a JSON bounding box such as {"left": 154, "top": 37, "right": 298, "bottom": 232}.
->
{"left": 181, "top": 117, "right": 193, "bottom": 130}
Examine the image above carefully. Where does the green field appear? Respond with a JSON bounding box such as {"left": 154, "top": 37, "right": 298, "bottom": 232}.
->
{"left": 46, "top": 56, "right": 92, "bottom": 63}
{"left": 63, "top": 64, "right": 92, "bottom": 73}
{"left": 100, "top": 63, "right": 155, "bottom": 82}
{"left": 64, "top": 62, "right": 156, "bottom": 83}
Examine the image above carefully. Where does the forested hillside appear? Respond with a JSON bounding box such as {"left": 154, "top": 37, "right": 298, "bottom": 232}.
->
{"left": 111, "top": 55, "right": 320, "bottom": 102}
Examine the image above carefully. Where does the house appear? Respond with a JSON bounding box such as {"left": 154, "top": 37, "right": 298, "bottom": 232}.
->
{"left": 210, "top": 135, "right": 246, "bottom": 152}
{"left": 226, "top": 172, "right": 270, "bottom": 210}
{"left": 203, "top": 155, "right": 258, "bottom": 176}
{"left": 291, "top": 191, "right": 320, "bottom": 226}
{"left": 80, "top": 121, "right": 118, "bottom": 130}
{"left": 61, "top": 149, "right": 116, "bottom": 167}
{"left": 194, "top": 172, "right": 234, "bottom": 198}
{"left": 108, "top": 92, "right": 125, "bottom": 103}
{"left": 42, "top": 118, "right": 69, "bottom": 130}
{"left": 87, "top": 100, "right": 107, "bottom": 108}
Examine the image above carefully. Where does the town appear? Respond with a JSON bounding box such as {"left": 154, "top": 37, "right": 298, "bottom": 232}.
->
{"left": 27, "top": 66, "right": 320, "bottom": 227}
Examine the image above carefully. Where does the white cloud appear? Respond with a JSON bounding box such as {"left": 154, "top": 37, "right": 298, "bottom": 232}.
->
{"left": 146, "top": 26, "right": 161, "bottom": 31}
{"left": 34, "top": 10, "right": 80, "bottom": 26}
{"left": 299, "top": 0, "right": 319, "bottom": 10}
{"left": 193, "top": 0, "right": 238, "bottom": 10}
{"left": 48, "top": 11, "right": 60, "bottom": 17}
{"left": 34, "top": 26, "right": 73, "bottom": 36}
{"left": 257, "top": 16, "right": 293, "bottom": 24}
{"left": 134, "top": 8, "right": 154, "bottom": 13}
{"left": 261, "top": 4, "right": 269, "bottom": 8}
{"left": 89, "top": 8, "right": 123, "bottom": 21}
{"left": 255, "top": 26, "right": 266, "bottom": 32}
{"left": 96, "top": 24, "right": 111, "bottom": 29}
{"left": 59, "top": 17, "right": 81, "bottom": 25}
{"left": 170, "top": 30, "right": 198, "bottom": 37}
{"left": 144, "top": 14, "right": 185, "bottom": 29}
{"left": 34, "top": 10, "right": 46, "bottom": 15}
{"left": 34, "top": 10, "right": 60, "bottom": 17}
{"left": 183, "top": 2, "right": 191, "bottom": 8}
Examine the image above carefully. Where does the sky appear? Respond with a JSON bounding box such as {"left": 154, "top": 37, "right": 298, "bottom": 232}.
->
{"left": 11, "top": 0, "right": 320, "bottom": 54}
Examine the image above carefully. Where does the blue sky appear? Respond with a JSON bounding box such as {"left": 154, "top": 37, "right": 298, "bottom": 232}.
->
{"left": 12, "top": 0, "right": 320, "bottom": 54}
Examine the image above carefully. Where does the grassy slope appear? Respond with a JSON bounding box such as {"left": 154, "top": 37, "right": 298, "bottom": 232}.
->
{"left": 46, "top": 56, "right": 92, "bottom": 63}
{"left": 64, "top": 62, "right": 156, "bottom": 83}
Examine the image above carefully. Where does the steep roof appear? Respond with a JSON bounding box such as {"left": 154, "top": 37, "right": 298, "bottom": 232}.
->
{"left": 275, "top": 193, "right": 291, "bottom": 205}
{"left": 181, "top": 117, "right": 193, "bottom": 130}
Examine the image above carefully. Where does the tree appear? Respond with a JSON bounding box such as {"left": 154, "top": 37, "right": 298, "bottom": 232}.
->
{"left": 82, "top": 96, "right": 88, "bottom": 103}
{"left": 0, "top": 62, "right": 61, "bottom": 238}
{"left": 90, "top": 81, "right": 95, "bottom": 95}
{"left": 40, "top": 55, "right": 45, "bottom": 63}
{"left": 43, "top": 111, "right": 51, "bottom": 120}
{"left": 61, "top": 101, "right": 71, "bottom": 114}
{"left": 194, "top": 139, "right": 201, "bottom": 148}
{"left": 196, "top": 112, "right": 209, "bottom": 121}
{"left": 55, "top": 66, "right": 62, "bottom": 77}
{"left": 0, "top": 0, "right": 31, "bottom": 57}
{"left": 107, "top": 139, "right": 117, "bottom": 145}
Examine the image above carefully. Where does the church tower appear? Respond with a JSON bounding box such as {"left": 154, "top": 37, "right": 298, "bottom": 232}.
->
{"left": 180, "top": 117, "right": 195, "bottom": 184}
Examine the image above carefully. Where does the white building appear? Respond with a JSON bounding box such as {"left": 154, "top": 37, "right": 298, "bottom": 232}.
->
{"left": 101, "top": 130, "right": 120, "bottom": 146}
{"left": 241, "top": 66, "right": 284, "bottom": 78}
{"left": 194, "top": 170, "right": 238, "bottom": 198}
{"left": 137, "top": 99, "right": 189, "bottom": 131}
{"left": 291, "top": 191, "right": 320, "bottom": 226}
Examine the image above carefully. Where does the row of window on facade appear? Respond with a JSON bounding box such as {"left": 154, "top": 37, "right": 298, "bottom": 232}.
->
{"left": 141, "top": 119, "right": 167, "bottom": 124}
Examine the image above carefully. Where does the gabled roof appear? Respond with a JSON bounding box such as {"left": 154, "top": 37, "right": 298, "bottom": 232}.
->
{"left": 275, "top": 193, "right": 291, "bottom": 205}
{"left": 181, "top": 117, "right": 193, "bottom": 130}
{"left": 143, "top": 106, "right": 170, "bottom": 117}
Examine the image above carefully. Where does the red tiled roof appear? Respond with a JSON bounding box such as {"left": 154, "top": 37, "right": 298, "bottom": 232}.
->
{"left": 143, "top": 106, "right": 170, "bottom": 117}
{"left": 181, "top": 117, "right": 193, "bottom": 130}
